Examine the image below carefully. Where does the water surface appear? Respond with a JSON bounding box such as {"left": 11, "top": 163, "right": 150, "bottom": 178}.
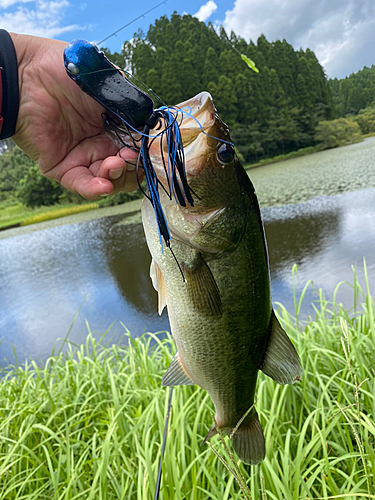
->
{"left": 1, "top": 138, "right": 375, "bottom": 363}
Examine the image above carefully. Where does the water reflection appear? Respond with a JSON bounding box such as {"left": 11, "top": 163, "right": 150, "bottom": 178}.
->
{"left": 263, "top": 189, "right": 375, "bottom": 315}
{"left": 103, "top": 217, "right": 156, "bottom": 314}
{"left": 0, "top": 216, "right": 169, "bottom": 365}
{"left": 264, "top": 202, "right": 342, "bottom": 273}
{"left": 1, "top": 188, "right": 375, "bottom": 364}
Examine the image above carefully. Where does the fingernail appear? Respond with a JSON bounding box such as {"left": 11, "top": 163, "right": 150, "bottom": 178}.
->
{"left": 126, "top": 162, "right": 136, "bottom": 172}
{"left": 109, "top": 168, "right": 124, "bottom": 180}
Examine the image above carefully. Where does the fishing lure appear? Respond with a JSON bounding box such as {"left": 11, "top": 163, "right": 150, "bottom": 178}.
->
{"left": 63, "top": 39, "right": 194, "bottom": 251}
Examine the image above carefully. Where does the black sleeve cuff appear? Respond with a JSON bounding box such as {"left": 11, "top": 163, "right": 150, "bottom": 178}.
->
{"left": 0, "top": 29, "right": 19, "bottom": 139}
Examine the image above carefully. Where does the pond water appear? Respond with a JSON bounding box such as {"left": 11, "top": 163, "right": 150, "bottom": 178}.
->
{"left": 1, "top": 138, "right": 375, "bottom": 364}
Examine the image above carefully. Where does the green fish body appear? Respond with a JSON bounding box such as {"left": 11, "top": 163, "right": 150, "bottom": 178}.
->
{"left": 142, "top": 92, "right": 302, "bottom": 465}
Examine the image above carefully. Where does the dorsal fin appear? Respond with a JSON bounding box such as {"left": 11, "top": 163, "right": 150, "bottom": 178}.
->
{"left": 260, "top": 311, "right": 302, "bottom": 385}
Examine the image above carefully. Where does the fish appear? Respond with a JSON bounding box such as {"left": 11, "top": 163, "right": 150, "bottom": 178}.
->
{"left": 63, "top": 40, "right": 302, "bottom": 465}
{"left": 142, "top": 91, "right": 302, "bottom": 465}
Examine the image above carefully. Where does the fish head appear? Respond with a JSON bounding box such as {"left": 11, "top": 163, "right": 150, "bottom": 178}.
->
{"left": 144, "top": 92, "right": 250, "bottom": 252}
{"left": 148, "top": 91, "right": 241, "bottom": 211}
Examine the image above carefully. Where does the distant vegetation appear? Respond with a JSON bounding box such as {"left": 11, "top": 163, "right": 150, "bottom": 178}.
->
{"left": 0, "top": 12, "right": 374, "bottom": 217}
{"left": 329, "top": 65, "right": 375, "bottom": 116}
{"left": 0, "top": 142, "right": 142, "bottom": 226}
{"left": 117, "top": 14, "right": 334, "bottom": 163}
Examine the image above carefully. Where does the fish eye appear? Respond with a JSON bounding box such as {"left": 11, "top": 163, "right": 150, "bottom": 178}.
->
{"left": 67, "top": 62, "right": 79, "bottom": 75}
{"left": 217, "top": 143, "right": 235, "bottom": 164}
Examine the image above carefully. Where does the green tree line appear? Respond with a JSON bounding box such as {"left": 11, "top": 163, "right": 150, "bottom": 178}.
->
{"left": 116, "top": 13, "right": 334, "bottom": 162}
{"left": 106, "top": 12, "right": 375, "bottom": 162}
{"left": 0, "top": 143, "right": 141, "bottom": 209}
{"left": 329, "top": 65, "right": 375, "bottom": 116}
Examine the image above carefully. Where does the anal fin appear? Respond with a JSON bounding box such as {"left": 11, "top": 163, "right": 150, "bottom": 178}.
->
{"left": 261, "top": 311, "right": 303, "bottom": 385}
{"left": 161, "top": 353, "right": 195, "bottom": 386}
{"left": 201, "top": 424, "right": 218, "bottom": 445}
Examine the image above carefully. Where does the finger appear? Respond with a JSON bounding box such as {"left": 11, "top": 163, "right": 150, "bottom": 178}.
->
{"left": 95, "top": 150, "right": 141, "bottom": 193}
{"left": 60, "top": 165, "right": 114, "bottom": 199}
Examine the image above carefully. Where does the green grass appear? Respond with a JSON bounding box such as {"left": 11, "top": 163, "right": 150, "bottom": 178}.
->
{"left": 1, "top": 268, "right": 375, "bottom": 499}
{"left": 21, "top": 203, "right": 99, "bottom": 226}
{"left": 0, "top": 202, "right": 99, "bottom": 229}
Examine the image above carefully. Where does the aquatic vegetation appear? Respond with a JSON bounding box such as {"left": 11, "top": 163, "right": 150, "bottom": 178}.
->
{"left": 249, "top": 136, "right": 375, "bottom": 207}
{"left": 0, "top": 271, "right": 374, "bottom": 499}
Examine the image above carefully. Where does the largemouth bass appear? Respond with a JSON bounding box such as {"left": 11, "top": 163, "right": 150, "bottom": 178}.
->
{"left": 142, "top": 92, "right": 302, "bottom": 465}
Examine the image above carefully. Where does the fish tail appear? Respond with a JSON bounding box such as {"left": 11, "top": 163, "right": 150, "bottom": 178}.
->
{"left": 230, "top": 411, "right": 265, "bottom": 465}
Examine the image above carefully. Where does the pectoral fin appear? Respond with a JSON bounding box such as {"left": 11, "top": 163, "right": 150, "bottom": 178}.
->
{"left": 150, "top": 259, "right": 167, "bottom": 315}
{"left": 260, "top": 311, "right": 303, "bottom": 385}
{"left": 162, "top": 353, "right": 195, "bottom": 386}
{"left": 182, "top": 253, "right": 222, "bottom": 317}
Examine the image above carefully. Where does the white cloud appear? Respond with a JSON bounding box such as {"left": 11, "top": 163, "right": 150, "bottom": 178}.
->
{"left": 221, "top": 0, "right": 375, "bottom": 78}
{"left": 0, "top": 0, "right": 89, "bottom": 38}
{"left": 0, "top": 0, "right": 31, "bottom": 7}
{"left": 194, "top": 1, "right": 218, "bottom": 22}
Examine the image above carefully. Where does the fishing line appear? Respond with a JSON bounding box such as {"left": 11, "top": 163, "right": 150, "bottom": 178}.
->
{"left": 165, "top": 105, "right": 235, "bottom": 148}
{"left": 154, "top": 386, "right": 174, "bottom": 500}
{"left": 218, "top": 27, "right": 259, "bottom": 73}
{"left": 98, "top": 0, "right": 169, "bottom": 45}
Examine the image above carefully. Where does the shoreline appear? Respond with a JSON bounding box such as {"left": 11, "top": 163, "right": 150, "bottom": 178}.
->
{"left": 1, "top": 135, "right": 375, "bottom": 238}
{"left": 0, "top": 199, "right": 143, "bottom": 240}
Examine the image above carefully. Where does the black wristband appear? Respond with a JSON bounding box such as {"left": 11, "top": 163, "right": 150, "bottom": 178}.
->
{"left": 0, "top": 29, "right": 19, "bottom": 139}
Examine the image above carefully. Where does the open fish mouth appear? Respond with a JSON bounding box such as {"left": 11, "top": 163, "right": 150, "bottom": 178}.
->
{"left": 147, "top": 91, "right": 228, "bottom": 182}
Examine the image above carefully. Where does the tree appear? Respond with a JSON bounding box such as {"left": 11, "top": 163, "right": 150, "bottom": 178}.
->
{"left": 315, "top": 118, "right": 362, "bottom": 149}
{"left": 17, "top": 166, "right": 63, "bottom": 208}
{"left": 353, "top": 106, "right": 375, "bottom": 134}
{"left": 0, "top": 147, "right": 35, "bottom": 198}
{"left": 207, "top": 75, "right": 238, "bottom": 126}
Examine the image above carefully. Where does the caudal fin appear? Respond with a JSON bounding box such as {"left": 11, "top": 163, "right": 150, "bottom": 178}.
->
{"left": 231, "top": 412, "right": 265, "bottom": 465}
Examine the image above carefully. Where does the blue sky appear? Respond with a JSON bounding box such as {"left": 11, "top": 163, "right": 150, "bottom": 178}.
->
{"left": 0, "top": 0, "right": 374, "bottom": 79}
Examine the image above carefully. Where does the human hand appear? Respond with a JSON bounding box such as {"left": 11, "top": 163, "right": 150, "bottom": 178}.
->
{"left": 10, "top": 33, "right": 142, "bottom": 200}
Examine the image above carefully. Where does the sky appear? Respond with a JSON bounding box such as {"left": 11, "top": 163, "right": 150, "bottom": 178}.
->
{"left": 0, "top": 0, "right": 374, "bottom": 79}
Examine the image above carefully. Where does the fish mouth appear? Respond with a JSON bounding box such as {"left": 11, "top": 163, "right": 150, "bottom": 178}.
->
{"left": 147, "top": 92, "right": 222, "bottom": 182}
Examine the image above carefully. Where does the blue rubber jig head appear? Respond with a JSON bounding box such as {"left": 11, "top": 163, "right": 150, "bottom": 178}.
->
{"left": 64, "top": 39, "right": 194, "bottom": 261}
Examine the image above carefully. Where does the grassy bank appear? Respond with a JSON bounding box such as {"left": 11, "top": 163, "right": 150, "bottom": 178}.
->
{"left": 0, "top": 271, "right": 375, "bottom": 499}
{"left": 0, "top": 202, "right": 99, "bottom": 230}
